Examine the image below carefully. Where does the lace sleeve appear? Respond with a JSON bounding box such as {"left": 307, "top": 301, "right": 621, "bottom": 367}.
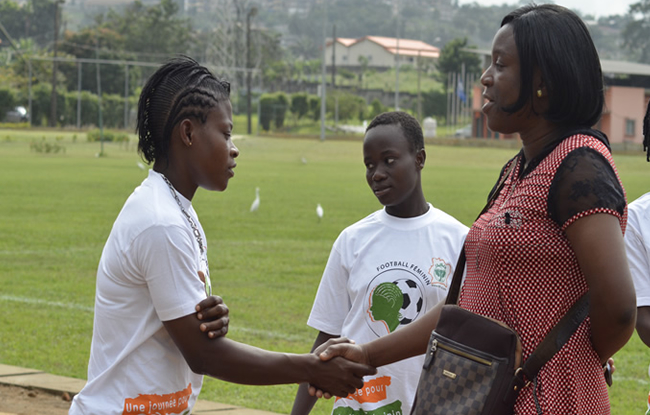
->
{"left": 548, "top": 147, "right": 626, "bottom": 229}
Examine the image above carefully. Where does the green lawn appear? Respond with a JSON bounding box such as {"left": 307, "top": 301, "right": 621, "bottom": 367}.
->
{"left": 0, "top": 129, "right": 648, "bottom": 414}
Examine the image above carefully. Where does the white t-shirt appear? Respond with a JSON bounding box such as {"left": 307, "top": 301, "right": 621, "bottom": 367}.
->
{"left": 308, "top": 204, "right": 468, "bottom": 415}
{"left": 70, "top": 170, "right": 209, "bottom": 415}
{"left": 625, "top": 192, "right": 650, "bottom": 308}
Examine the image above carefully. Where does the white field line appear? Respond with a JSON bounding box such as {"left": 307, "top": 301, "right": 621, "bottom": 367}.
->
{"left": 0, "top": 294, "right": 94, "bottom": 312}
{"left": 0, "top": 295, "right": 311, "bottom": 342}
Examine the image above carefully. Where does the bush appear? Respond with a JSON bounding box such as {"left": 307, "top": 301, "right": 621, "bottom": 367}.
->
{"left": 259, "top": 94, "right": 275, "bottom": 131}
{"left": 30, "top": 137, "right": 66, "bottom": 154}
{"left": 259, "top": 93, "right": 289, "bottom": 131}
{"left": 367, "top": 98, "right": 386, "bottom": 120}
{"left": 0, "top": 87, "right": 17, "bottom": 122}
{"left": 290, "top": 92, "right": 309, "bottom": 121}
{"left": 309, "top": 95, "right": 321, "bottom": 121}
{"left": 327, "top": 92, "right": 366, "bottom": 122}
{"left": 421, "top": 89, "right": 447, "bottom": 121}
{"left": 274, "top": 92, "right": 289, "bottom": 129}
{"left": 86, "top": 129, "right": 129, "bottom": 143}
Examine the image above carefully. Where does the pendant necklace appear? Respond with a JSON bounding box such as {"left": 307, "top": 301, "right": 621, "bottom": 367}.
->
{"left": 160, "top": 174, "right": 212, "bottom": 297}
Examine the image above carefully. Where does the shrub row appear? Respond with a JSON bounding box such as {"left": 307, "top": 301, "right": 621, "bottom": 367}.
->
{"left": 1, "top": 84, "right": 137, "bottom": 129}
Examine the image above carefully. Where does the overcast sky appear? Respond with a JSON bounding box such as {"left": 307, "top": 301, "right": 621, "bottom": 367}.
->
{"left": 457, "top": 0, "right": 636, "bottom": 18}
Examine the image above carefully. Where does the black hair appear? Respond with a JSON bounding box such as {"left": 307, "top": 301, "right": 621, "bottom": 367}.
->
{"left": 501, "top": 4, "right": 603, "bottom": 128}
{"left": 136, "top": 56, "right": 231, "bottom": 164}
{"left": 643, "top": 101, "right": 650, "bottom": 161}
{"left": 366, "top": 111, "right": 424, "bottom": 153}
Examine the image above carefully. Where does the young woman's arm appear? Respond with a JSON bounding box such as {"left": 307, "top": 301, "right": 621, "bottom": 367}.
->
{"left": 162, "top": 314, "right": 375, "bottom": 397}
{"left": 316, "top": 298, "right": 445, "bottom": 368}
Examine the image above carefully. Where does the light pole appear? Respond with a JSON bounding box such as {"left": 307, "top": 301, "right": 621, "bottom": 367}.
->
{"left": 49, "top": 0, "right": 65, "bottom": 127}
{"left": 246, "top": 6, "right": 257, "bottom": 135}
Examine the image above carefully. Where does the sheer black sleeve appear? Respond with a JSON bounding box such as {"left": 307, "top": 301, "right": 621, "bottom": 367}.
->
{"left": 548, "top": 147, "right": 625, "bottom": 228}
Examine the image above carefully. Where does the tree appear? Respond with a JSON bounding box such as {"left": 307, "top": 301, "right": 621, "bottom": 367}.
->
{"left": 623, "top": 0, "right": 650, "bottom": 63}
{"left": 0, "top": 0, "right": 26, "bottom": 46}
{"left": 436, "top": 37, "right": 481, "bottom": 82}
{"left": 96, "top": 0, "right": 192, "bottom": 61}
{"left": 0, "top": 0, "right": 57, "bottom": 48}
{"left": 59, "top": 27, "right": 141, "bottom": 96}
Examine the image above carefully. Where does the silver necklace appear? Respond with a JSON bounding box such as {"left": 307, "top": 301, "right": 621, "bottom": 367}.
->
{"left": 160, "top": 174, "right": 212, "bottom": 297}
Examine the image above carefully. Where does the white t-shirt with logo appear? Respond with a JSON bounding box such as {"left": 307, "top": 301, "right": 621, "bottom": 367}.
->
{"left": 308, "top": 204, "right": 468, "bottom": 415}
{"left": 626, "top": 192, "right": 650, "bottom": 309}
{"left": 624, "top": 192, "right": 650, "bottom": 412}
{"left": 70, "top": 170, "right": 208, "bottom": 415}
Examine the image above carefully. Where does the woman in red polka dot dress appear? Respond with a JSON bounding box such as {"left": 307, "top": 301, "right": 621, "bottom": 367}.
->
{"left": 311, "top": 4, "right": 637, "bottom": 414}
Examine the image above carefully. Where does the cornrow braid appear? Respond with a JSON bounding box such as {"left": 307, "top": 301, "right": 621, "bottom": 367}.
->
{"left": 136, "top": 56, "right": 230, "bottom": 164}
{"left": 162, "top": 88, "right": 222, "bottom": 146}
{"left": 643, "top": 101, "right": 650, "bottom": 161}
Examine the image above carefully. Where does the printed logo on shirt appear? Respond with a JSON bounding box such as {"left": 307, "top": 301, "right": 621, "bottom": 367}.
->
{"left": 364, "top": 265, "right": 427, "bottom": 336}
{"left": 337, "top": 376, "right": 392, "bottom": 404}
{"left": 429, "top": 258, "right": 452, "bottom": 288}
{"left": 333, "top": 399, "right": 403, "bottom": 415}
{"left": 123, "top": 383, "right": 192, "bottom": 415}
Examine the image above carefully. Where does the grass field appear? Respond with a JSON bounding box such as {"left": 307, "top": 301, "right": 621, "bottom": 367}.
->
{"left": 0, "top": 128, "right": 649, "bottom": 414}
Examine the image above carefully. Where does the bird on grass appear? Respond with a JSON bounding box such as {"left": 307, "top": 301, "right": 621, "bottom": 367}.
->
{"left": 250, "top": 187, "right": 260, "bottom": 212}
{"left": 316, "top": 203, "right": 324, "bottom": 222}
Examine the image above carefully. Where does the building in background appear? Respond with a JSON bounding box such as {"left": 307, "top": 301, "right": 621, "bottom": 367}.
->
{"left": 325, "top": 36, "right": 440, "bottom": 70}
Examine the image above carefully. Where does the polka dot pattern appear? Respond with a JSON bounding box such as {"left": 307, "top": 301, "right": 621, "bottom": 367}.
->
{"left": 458, "top": 135, "right": 624, "bottom": 415}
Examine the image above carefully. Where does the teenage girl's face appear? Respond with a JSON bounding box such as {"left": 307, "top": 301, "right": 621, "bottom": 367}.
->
{"left": 480, "top": 24, "right": 531, "bottom": 134}
{"left": 363, "top": 124, "right": 423, "bottom": 217}
{"left": 190, "top": 101, "right": 238, "bottom": 192}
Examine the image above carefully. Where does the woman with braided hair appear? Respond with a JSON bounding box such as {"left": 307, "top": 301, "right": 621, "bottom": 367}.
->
{"left": 69, "top": 56, "right": 374, "bottom": 415}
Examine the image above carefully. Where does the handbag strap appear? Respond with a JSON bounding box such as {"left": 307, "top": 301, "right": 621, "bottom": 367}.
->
{"left": 517, "top": 292, "right": 589, "bottom": 382}
{"left": 444, "top": 156, "right": 590, "bottom": 384}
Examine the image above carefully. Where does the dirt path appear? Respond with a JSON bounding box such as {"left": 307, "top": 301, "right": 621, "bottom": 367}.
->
{"left": 0, "top": 384, "right": 72, "bottom": 414}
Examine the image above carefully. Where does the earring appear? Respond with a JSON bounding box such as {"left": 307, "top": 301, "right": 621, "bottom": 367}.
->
{"left": 537, "top": 89, "right": 543, "bottom": 98}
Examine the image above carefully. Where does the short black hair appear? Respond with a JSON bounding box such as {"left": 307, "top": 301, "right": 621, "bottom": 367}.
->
{"left": 366, "top": 111, "right": 424, "bottom": 153}
{"left": 501, "top": 4, "right": 603, "bottom": 128}
{"left": 136, "top": 56, "right": 231, "bottom": 164}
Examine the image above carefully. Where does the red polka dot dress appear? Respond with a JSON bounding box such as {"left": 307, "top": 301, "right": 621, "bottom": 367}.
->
{"left": 459, "top": 133, "right": 626, "bottom": 415}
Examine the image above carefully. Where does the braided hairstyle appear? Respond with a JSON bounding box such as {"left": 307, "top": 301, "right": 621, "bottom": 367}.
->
{"left": 136, "top": 56, "right": 231, "bottom": 164}
{"left": 643, "top": 101, "right": 650, "bottom": 161}
{"left": 366, "top": 111, "right": 424, "bottom": 153}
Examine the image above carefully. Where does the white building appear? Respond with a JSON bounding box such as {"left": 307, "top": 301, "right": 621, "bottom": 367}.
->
{"left": 325, "top": 36, "right": 440, "bottom": 69}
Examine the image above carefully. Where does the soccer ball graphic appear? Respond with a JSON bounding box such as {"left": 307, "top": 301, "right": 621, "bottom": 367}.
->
{"left": 393, "top": 278, "right": 424, "bottom": 325}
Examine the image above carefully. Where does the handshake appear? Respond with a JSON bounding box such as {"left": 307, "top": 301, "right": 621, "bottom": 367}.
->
{"left": 195, "top": 295, "right": 376, "bottom": 398}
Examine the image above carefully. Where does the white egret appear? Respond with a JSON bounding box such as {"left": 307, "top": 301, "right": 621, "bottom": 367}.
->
{"left": 316, "top": 203, "right": 324, "bottom": 221}
{"left": 250, "top": 187, "right": 260, "bottom": 212}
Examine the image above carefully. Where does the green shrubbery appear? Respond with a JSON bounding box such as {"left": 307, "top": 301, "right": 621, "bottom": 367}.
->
{"left": 29, "top": 137, "right": 66, "bottom": 154}
{"left": 3, "top": 84, "right": 138, "bottom": 129}
{"left": 86, "top": 129, "right": 130, "bottom": 143}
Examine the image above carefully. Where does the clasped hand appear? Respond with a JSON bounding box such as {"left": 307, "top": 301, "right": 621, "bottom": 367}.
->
{"left": 309, "top": 337, "right": 371, "bottom": 398}
{"left": 195, "top": 297, "right": 375, "bottom": 398}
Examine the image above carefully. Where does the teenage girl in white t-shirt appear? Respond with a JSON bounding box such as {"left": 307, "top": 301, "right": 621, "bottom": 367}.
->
{"left": 624, "top": 101, "right": 650, "bottom": 415}
{"left": 70, "top": 56, "right": 375, "bottom": 415}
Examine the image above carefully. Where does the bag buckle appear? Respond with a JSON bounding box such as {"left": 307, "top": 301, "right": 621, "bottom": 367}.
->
{"left": 513, "top": 367, "right": 532, "bottom": 391}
